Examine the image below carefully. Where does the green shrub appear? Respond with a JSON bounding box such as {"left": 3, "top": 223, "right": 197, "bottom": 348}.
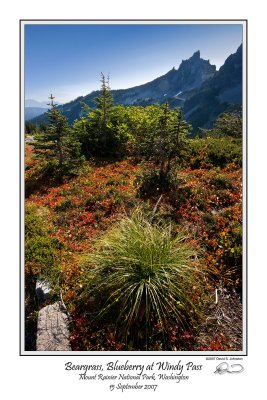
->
{"left": 25, "top": 204, "right": 61, "bottom": 280}
{"left": 54, "top": 199, "right": 73, "bottom": 212}
{"left": 25, "top": 158, "right": 82, "bottom": 198}
{"left": 220, "top": 221, "right": 242, "bottom": 289}
{"left": 202, "top": 213, "right": 217, "bottom": 229}
{"left": 79, "top": 208, "right": 207, "bottom": 343}
{"left": 169, "top": 186, "right": 192, "bottom": 208}
{"left": 209, "top": 174, "right": 234, "bottom": 189}
{"left": 134, "top": 168, "right": 178, "bottom": 198}
{"left": 212, "top": 112, "right": 242, "bottom": 138}
{"left": 185, "top": 137, "right": 242, "bottom": 168}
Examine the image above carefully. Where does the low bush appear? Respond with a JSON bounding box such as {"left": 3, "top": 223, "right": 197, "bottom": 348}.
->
{"left": 202, "top": 212, "right": 218, "bottom": 229}
{"left": 25, "top": 159, "right": 84, "bottom": 198}
{"left": 184, "top": 137, "right": 242, "bottom": 168}
{"left": 209, "top": 173, "right": 234, "bottom": 189}
{"left": 25, "top": 204, "right": 61, "bottom": 281}
{"left": 134, "top": 168, "right": 178, "bottom": 198}
{"left": 169, "top": 186, "right": 192, "bottom": 208}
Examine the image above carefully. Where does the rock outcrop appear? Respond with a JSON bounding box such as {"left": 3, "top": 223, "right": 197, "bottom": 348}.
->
{"left": 36, "top": 301, "right": 71, "bottom": 351}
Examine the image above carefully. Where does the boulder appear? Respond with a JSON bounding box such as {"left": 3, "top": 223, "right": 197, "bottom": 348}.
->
{"left": 36, "top": 302, "right": 71, "bottom": 351}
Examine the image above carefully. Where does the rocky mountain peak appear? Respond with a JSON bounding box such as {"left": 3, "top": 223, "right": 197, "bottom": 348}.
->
{"left": 191, "top": 50, "right": 201, "bottom": 59}
{"left": 177, "top": 51, "right": 216, "bottom": 92}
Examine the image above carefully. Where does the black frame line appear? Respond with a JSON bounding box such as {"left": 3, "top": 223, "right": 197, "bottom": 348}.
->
{"left": 20, "top": 18, "right": 248, "bottom": 356}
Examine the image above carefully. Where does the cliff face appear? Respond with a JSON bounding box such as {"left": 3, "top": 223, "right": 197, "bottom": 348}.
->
{"left": 183, "top": 44, "right": 243, "bottom": 129}
{"left": 173, "top": 50, "right": 216, "bottom": 92}
{"left": 111, "top": 50, "right": 217, "bottom": 105}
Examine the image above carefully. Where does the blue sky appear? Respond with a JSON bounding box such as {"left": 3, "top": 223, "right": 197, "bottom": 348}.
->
{"left": 25, "top": 23, "right": 243, "bottom": 104}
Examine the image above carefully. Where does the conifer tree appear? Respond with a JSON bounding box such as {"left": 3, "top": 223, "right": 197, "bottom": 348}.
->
{"left": 149, "top": 102, "right": 190, "bottom": 180}
{"left": 213, "top": 112, "right": 242, "bottom": 138}
{"left": 93, "top": 73, "right": 114, "bottom": 149}
{"left": 34, "top": 94, "right": 83, "bottom": 173}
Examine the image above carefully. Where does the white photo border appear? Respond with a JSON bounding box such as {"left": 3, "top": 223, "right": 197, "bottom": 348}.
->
{"left": 20, "top": 19, "right": 247, "bottom": 356}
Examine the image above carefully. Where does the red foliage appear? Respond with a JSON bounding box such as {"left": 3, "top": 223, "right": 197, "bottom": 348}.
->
{"left": 26, "top": 159, "right": 242, "bottom": 351}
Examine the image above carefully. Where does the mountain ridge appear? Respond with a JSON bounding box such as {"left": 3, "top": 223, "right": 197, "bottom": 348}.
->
{"left": 29, "top": 45, "right": 242, "bottom": 132}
